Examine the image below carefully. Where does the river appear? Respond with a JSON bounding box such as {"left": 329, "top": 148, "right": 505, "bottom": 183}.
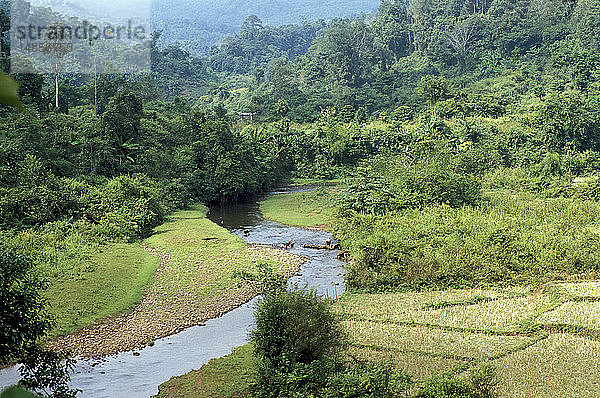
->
{"left": 0, "top": 188, "right": 346, "bottom": 397}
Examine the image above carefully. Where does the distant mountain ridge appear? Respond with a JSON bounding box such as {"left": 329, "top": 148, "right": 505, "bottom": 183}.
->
{"left": 151, "top": 0, "right": 380, "bottom": 55}
{"left": 10, "top": 0, "right": 379, "bottom": 56}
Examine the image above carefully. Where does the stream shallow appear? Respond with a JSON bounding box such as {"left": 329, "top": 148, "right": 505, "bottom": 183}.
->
{"left": 0, "top": 187, "right": 346, "bottom": 397}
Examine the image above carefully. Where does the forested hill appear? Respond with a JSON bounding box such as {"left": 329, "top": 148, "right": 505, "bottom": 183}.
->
{"left": 151, "top": 0, "right": 381, "bottom": 55}
{"left": 197, "top": 0, "right": 600, "bottom": 122}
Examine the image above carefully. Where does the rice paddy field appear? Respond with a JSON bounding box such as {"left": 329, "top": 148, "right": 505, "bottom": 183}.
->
{"left": 334, "top": 281, "right": 600, "bottom": 397}
{"left": 158, "top": 281, "right": 600, "bottom": 398}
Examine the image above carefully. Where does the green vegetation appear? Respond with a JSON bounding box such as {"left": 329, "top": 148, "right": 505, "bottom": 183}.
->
{"left": 0, "top": 247, "right": 79, "bottom": 398}
{"left": 155, "top": 344, "right": 256, "bottom": 398}
{"left": 47, "top": 206, "right": 302, "bottom": 357}
{"left": 496, "top": 334, "right": 600, "bottom": 398}
{"left": 260, "top": 186, "right": 338, "bottom": 229}
{"left": 6, "top": 0, "right": 600, "bottom": 395}
{"left": 0, "top": 247, "right": 50, "bottom": 360}
{"left": 336, "top": 191, "right": 600, "bottom": 291}
{"left": 153, "top": 0, "right": 379, "bottom": 56}
{"left": 144, "top": 206, "right": 291, "bottom": 303}
{"left": 251, "top": 289, "right": 346, "bottom": 397}
{"left": 45, "top": 244, "right": 158, "bottom": 339}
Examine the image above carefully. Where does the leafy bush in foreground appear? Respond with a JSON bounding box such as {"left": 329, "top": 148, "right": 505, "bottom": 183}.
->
{"left": 251, "top": 289, "right": 342, "bottom": 397}
{"left": 0, "top": 247, "right": 50, "bottom": 362}
{"left": 250, "top": 289, "right": 413, "bottom": 397}
{"left": 252, "top": 289, "right": 341, "bottom": 368}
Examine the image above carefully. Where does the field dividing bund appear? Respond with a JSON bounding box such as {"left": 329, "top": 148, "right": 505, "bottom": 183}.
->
{"left": 334, "top": 282, "right": 600, "bottom": 397}
{"left": 47, "top": 205, "right": 304, "bottom": 357}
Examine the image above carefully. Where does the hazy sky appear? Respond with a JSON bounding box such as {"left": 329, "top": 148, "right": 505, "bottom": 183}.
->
{"left": 26, "top": 0, "right": 380, "bottom": 25}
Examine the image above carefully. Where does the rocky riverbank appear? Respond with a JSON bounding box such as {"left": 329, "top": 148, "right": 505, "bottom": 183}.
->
{"left": 47, "top": 244, "right": 305, "bottom": 358}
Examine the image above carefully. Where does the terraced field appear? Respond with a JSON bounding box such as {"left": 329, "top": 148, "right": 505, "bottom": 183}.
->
{"left": 334, "top": 282, "right": 600, "bottom": 397}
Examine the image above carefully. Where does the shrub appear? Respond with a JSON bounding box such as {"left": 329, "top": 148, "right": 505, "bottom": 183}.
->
{"left": 573, "top": 175, "right": 600, "bottom": 201}
{"left": 390, "top": 106, "right": 413, "bottom": 122}
{"left": 252, "top": 289, "right": 341, "bottom": 368}
{"left": 95, "top": 174, "right": 164, "bottom": 238}
{"left": 0, "top": 157, "right": 84, "bottom": 229}
{"left": 416, "top": 365, "right": 498, "bottom": 398}
{"left": 336, "top": 194, "right": 600, "bottom": 291}
{"left": 0, "top": 246, "right": 51, "bottom": 363}
{"left": 324, "top": 362, "right": 412, "bottom": 398}
{"left": 251, "top": 289, "right": 342, "bottom": 397}
{"left": 337, "top": 153, "right": 481, "bottom": 216}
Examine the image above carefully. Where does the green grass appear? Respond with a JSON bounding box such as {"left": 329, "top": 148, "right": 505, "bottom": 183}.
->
{"left": 557, "top": 281, "right": 600, "bottom": 298}
{"left": 495, "top": 333, "right": 600, "bottom": 397}
{"left": 333, "top": 287, "right": 600, "bottom": 396}
{"left": 40, "top": 204, "right": 302, "bottom": 357}
{"left": 144, "top": 206, "right": 295, "bottom": 302}
{"left": 40, "top": 204, "right": 299, "bottom": 347}
{"left": 334, "top": 288, "right": 547, "bottom": 332}
{"left": 155, "top": 344, "right": 255, "bottom": 398}
{"left": 260, "top": 186, "right": 340, "bottom": 229}
{"left": 341, "top": 321, "right": 533, "bottom": 360}
{"left": 341, "top": 345, "right": 466, "bottom": 381}
{"left": 45, "top": 243, "right": 159, "bottom": 339}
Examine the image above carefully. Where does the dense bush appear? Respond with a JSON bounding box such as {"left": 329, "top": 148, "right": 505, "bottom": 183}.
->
{"left": 325, "top": 362, "right": 412, "bottom": 398}
{"left": 0, "top": 156, "right": 85, "bottom": 229}
{"left": 252, "top": 289, "right": 341, "bottom": 368}
{"left": 416, "top": 365, "right": 498, "bottom": 398}
{"left": 93, "top": 174, "right": 164, "bottom": 239}
{"left": 532, "top": 90, "right": 600, "bottom": 152}
{"left": 0, "top": 247, "right": 50, "bottom": 362}
{"left": 337, "top": 152, "right": 481, "bottom": 216}
{"left": 336, "top": 194, "right": 600, "bottom": 291}
{"left": 251, "top": 289, "right": 343, "bottom": 397}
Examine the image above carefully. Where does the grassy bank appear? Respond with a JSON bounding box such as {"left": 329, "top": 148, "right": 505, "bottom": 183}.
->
{"left": 143, "top": 206, "right": 298, "bottom": 303}
{"left": 45, "top": 244, "right": 159, "bottom": 339}
{"left": 260, "top": 185, "right": 339, "bottom": 229}
{"left": 155, "top": 344, "right": 255, "bottom": 398}
{"left": 1, "top": 226, "right": 161, "bottom": 341}
{"left": 48, "top": 205, "right": 304, "bottom": 357}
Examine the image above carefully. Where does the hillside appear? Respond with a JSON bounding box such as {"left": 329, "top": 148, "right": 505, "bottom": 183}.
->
{"left": 152, "top": 0, "right": 381, "bottom": 55}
